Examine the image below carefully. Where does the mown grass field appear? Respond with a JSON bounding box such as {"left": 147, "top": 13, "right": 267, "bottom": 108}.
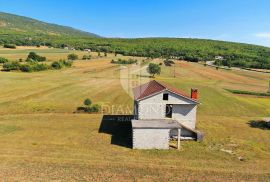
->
{"left": 0, "top": 47, "right": 270, "bottom": 181}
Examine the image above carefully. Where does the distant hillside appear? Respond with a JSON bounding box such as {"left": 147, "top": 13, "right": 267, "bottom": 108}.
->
{"left": 0, "top": 12, "right": 100, "bottom": 38}
{"left": 0, "top": 12, "right": 270, "bottom": 69}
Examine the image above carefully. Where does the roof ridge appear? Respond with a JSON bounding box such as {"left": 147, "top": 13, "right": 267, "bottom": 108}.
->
{"left": 152, "top": 80, "right": 166, "bottom": 89}
{"left": 133, "top": 80, "right": 199, "bottom": 103}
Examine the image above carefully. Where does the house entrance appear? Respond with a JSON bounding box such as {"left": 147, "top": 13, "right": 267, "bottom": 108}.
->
{"left": 166, "top": 104, "right": 173, "bottom": 118}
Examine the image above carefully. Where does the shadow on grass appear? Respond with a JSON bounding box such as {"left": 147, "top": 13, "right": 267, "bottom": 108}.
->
{"left": 247, "top": 120, "right": 270, "bottom": 130}
{"left": 99, "top": 115, "right": 133, "bottom": 148}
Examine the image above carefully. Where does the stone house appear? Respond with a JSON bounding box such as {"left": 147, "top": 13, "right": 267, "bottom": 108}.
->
{"left": 131, "top": 80, "right": 202, "bottom": 149}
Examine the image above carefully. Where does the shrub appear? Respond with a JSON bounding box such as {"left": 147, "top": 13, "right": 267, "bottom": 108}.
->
{"left": 77, "top": 99, "right": 101, "bottom": 113}
{"left": 19, "top": 63, "right": 49, "bottom": 72}
{"left": 60, "top": 59, "right": 73, "bottom": 67}
{"left": 0, "top": 57, "right": 9, "bottom": 63}
{"left": 84, "top": 98, "right": 92, "bottom": 106}
{"left": 111, "top": 58, "right": 137, "bottom": 64}
{"left": 32, "top": 63, "right": 49, "bottom": 71}
{"left": 51, "top": 61, "right": 63, "bottom": 70}
{"left": 51, "top": 60, "right": 73, "bottom": 70}
{"left": 84, "top": 107, "right": 92, "bottom": 113}
{"left": 225, "top": 89, "right": 270, "bottom": 97}
{"left": 67, "top": 53, "right": 78, "bottom": 60}
{"left": 90, "top": 104, "right": 101, "bottom": 113}
{"left": 82, "top": 55, "right": 91, "bottom": 60}
{"left": 3, "top": 44, "right": 16, "bottom": 49}
{"left": 63, "top": 60, "right": 72, "bottom": 67}
{"left": 164, "top": 59, "right": 175, "bottom": 66}
{"left": 2, "top": 62, "right": 20, "bottom": 71}
{"left": 76, "top": 107, "right": 85, "bottom": 112}
{"left": 19, "top": 64, "right": 33, "bottom": 72}
{"left": 27, "top": 52, "right": 46, "bottom": 62}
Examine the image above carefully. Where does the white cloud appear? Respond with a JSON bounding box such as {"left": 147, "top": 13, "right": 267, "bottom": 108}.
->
{"left": 254, "top": 33, "right": 270, "bottom": 39}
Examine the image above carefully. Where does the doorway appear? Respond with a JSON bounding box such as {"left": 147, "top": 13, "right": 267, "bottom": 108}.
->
{"left": 166, "top": 104, "right": 173, "bottom": 118}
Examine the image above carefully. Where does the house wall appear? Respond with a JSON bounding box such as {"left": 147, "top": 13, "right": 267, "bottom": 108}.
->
{"left": 172, "top": 105, "right": 197, "bottom": 129}
{"left": 132, "top": 128, "right": 170, "bottom": 149}
{"left": 137, "top": 91, "right": 197, "bottom": 129}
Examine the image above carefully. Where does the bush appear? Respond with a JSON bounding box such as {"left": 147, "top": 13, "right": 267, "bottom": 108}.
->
{"left": 82, "top": 55, "right": 91, "bottom": 60}
{"left": 51, "top": 60, "right": 73, "bottom": 70}
{"left": 90, "top": 104, "right": 101, "bottom": 113}
{"left": 51, "top": 61, "right": 63, "bottom": 70}
{"left": 77, "top": 99, "right": 101, "bottom": 113}
{"left": 3, "top": 44, "right": 16, "bottom": 49}
{"left": 164, "top": 59, "right": 175, "bottom": 66}
{"left": 19, "top": 64, "right": 33, "bottom": 72}
{"left": 76, "top": 107, "right": 85, "bottom": 112}
{"left": 32, "top": 63, "right": 49, "bottom": 71}
{"left": 19, "top": 63, "right": 49, "bottom": 72}
{"left": 84, "top": 98, "right": 92, "bottom": 106}
{"left": 60, "top": 59, "right": 73, "bottom": 67}
{"left": 0, "top": 57, "right": 9, "bottom": 63}
{"left": 225, "top": 89, "right": 270, "bottom": 97}
{"left": 2, "top": 62, "right": 20, "bottom": 71}
{"left": 27, "top": 52, "right": 46, "bottom": 62}
{"left": 67, "top": 53, "right": 78, "bottom": 60}
{"left": 111, "top": 58, "right": 137, "bottom": 64}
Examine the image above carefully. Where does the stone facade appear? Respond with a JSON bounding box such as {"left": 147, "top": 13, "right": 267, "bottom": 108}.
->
{"left": 132, "top": 128, "right": 170, "bottom": 149}
{"left": 135, "top": 90, "right": 198, "bottom": 129}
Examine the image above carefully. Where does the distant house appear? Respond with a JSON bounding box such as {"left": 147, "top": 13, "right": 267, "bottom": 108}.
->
{"left": 84, "top": 49, "right": 92, "bottom": 53}
{"left": 131, "top": 80, "right": 202, "bottom": 149}
{"left": 215, "top": 56, "right": 224, "bottom": 60}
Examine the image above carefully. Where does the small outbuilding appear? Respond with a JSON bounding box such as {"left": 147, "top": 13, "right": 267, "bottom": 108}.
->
{"left": 132, "top": 119, "right": 181, "bottom": 149}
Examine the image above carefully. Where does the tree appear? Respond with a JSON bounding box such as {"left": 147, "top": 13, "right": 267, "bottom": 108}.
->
{"left": 51, "top": 61, "right": 63, "bottom": 70}
{"left": 84, "top": 98, "right": 92, "bottom": 106}
{"left": 27, "top": 52, "right": 46, "bottom": 62}
{"left": 67, "top": 53, "right": 78, "bottom": 60}
{"left": 0, "top": 57, "right": 9, "bottom": 63}
{"left": 147, "top": 63, "right": 161, "bottom": 77}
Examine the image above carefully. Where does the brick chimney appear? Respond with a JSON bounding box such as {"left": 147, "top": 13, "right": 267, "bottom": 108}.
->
{"left": 191, "top": 89, "right": 198, "bottom": 100}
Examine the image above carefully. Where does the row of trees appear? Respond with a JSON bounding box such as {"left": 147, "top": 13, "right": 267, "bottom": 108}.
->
{"left": 2, "top": 59, "right": 73, "bottom": 72}
{"left": 111, "top": 58, "right": 137, "bottom": 64}
{"left": 1, "top": 36, "right": 270, "bottom": 69}
{"left": 0, "top": 52, "right": 73, "bottom": 72}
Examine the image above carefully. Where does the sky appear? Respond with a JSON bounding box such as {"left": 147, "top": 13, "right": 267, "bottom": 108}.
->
{"left": 0, "top": 0, "right": 270, "bottom": 46}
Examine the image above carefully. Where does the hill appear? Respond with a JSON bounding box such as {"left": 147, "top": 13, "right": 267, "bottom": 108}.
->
{"left": 0, "top": 12, "right": 270, "bottom": 69}
{"left": 0, "top": 12, "right": 100, "bottom": 38}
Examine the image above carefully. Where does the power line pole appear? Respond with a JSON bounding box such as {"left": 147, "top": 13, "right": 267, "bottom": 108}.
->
{"left": 174, "top": 62, "right": 176, "bottom": 78}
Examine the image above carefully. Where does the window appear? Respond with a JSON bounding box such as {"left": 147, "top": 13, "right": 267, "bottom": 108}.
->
{"left": 163, "top": 93, "right": 169, "bottom": 100}
{"left": 166, "top": 104, "right": 172, "bottom": 118}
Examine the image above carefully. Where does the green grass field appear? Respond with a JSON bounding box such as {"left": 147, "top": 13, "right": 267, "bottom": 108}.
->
{"left": 0, "top": 47, "right": 270, "bottom": 181}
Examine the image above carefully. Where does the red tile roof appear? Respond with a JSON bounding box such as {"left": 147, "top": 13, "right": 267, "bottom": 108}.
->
{"left": 133, "top": 80, "right": 198, "bottom": 102}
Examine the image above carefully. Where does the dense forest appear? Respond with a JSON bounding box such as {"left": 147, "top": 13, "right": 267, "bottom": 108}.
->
{"left": 1, "top": 12, "right": 270, "bottom": 69}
